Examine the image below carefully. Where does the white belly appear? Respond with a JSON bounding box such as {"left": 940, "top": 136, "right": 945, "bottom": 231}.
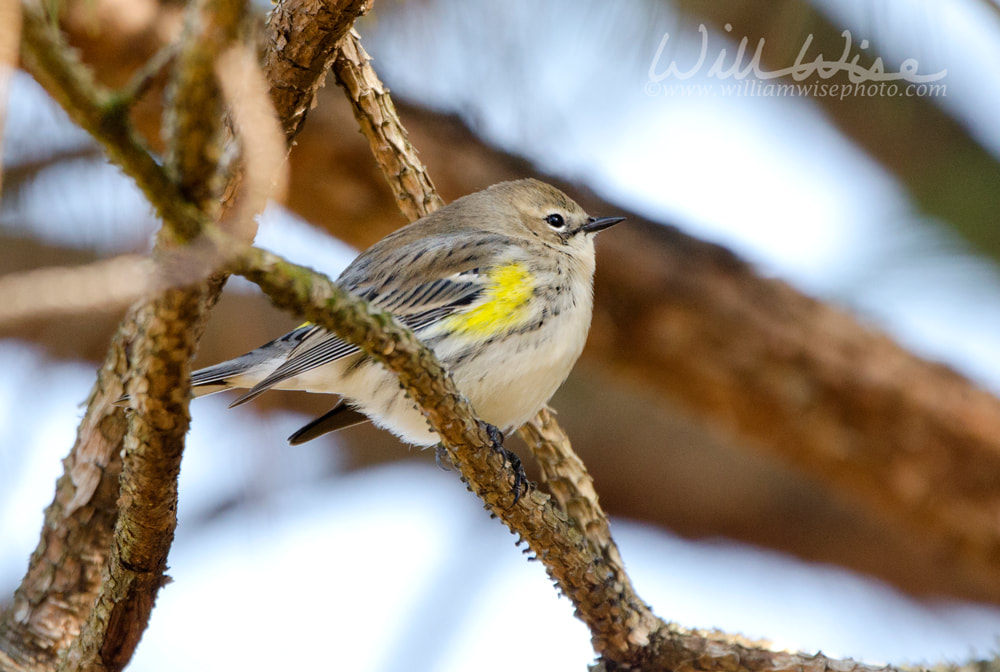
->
{"left": 283, "top": 296, "right": 592, "bottom": 447}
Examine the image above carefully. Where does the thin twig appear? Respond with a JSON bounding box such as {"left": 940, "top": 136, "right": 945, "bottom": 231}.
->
{"left": 112, "top": 41, "right": 178, "bottom": 111}
{"left": 331, "top": 30, "right": 444, "bottom": 221}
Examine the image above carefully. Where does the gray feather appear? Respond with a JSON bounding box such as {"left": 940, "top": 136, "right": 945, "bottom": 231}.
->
{"left": 229, "top": 264, "right": 488, "bottom": 405}
{"left": 287, "top": 403, "right": 370, "bottom": 444}
{"left": 189, "top": 325, "right": 312, "bottom": 398}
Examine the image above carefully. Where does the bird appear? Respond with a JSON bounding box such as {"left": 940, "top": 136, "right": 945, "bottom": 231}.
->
{"left": 190, "top": 178, "right": 623, "bottom": 447}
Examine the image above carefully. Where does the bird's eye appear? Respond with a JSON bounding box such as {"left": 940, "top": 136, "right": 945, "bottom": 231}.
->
{"left": 545, "top": 213, "right": 566, "bottom": 229}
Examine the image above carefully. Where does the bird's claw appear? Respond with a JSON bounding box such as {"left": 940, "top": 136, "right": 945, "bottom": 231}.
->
{"left": 486, "top": 424, "right": 529, "bottom": 506}
{"left": 434, "top": 444, "right": 453, "bottom": 471}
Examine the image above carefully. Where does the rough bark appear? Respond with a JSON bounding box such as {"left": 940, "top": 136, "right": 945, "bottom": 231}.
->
{"left": 330, "top": 31, "right": 445, "bottom": 221}
{"left": 262, "top": 0, "right": 374, "bottom": 140}
{"left": 1, "top": 0, "right": 373, "bottom": 668}
{"left": 0, "top": 335, "right": 128, "bottom": 671}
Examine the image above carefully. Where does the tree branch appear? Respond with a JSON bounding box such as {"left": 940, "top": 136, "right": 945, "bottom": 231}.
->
{"left": 0, "top": 328, "right": 129, "bottom": 671}
{"left": 331, "top": 30, "right": 445, "bottom": 221}
{"left": 235, "top": 243, "right": 904, "bottom": 672}
{"left": 262, "top": 0, "right": 374, "bottom": 140}
{"left": 59, "top": 286, "right": 209, "bottom": 672}
{"left": 591, "top": 216, "right": 1000, "bottom": 601}
{"left": 17, "top": 0, "right": 203, "bottom": 241}
{"left": 1, "top": 0, "right": 373, "bottom": 669}
{"left": 0, "top": 256, "right": 150, "bottom": 326}
{"left": 162, "top": 0, "right": 246, "bottom": 220}
{"left": 0, "top": 0, "right": 22, "bottom": 197}
{"left": 56, "top": 0, "right": 248, "bottom": 667}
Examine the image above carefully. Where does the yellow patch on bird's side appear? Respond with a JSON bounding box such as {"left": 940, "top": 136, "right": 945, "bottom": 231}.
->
{"left": 445, "top": 262, "right": 534, "bottom": 337}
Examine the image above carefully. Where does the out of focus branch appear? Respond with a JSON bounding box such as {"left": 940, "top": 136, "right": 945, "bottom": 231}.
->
{"left": 55, "top": 0, "right": 249, "bottom": 666}
{"left": 0, "top": 256, "right": 150, "bottom": 325}
{"left": 0, "top": 0, "right": 372, "bottom": 669}
{"left": 293, "top": 90, "right": 1000, "bottom": 603}
{"left": 673, "top": 0, "right": 1000, "bottom": 263}
{"left": 0, "top": 0, "right": 22, "bottom": 196}
{"left": 590, "top": 214, "right": 1000, "bottom": 602}
{"left": 18, "top": 0, "right": 203, "bottom": 240}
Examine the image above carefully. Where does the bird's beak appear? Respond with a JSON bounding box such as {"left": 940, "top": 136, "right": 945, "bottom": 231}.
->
{"left": 582, "top": 215, "right": 625, "bottom": 234}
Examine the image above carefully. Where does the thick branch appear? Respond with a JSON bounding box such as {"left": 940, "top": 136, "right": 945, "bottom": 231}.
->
{"left": 56, "top": 0, "right": 248, "bottom": 667}
{"left": 0, "top": 333, "right": 128, "bottom": 671}
{"left": 591, "top": 216, "right": 1000, "bottom": 598}
{"left": 59, "top": 287, "right": 208, "bottom": 672}
{"left": 262, "top": 0, "right": 374, "bottom": 140}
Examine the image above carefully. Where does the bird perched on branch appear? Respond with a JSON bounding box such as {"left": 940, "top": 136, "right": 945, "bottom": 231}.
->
{"left": 190, "top": 178, "right": 624, "bottom": 447}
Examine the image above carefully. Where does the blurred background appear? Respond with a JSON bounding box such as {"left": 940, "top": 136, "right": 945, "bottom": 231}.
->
{"left": 3, "top": 0, "right": 1000, "bottom": 669}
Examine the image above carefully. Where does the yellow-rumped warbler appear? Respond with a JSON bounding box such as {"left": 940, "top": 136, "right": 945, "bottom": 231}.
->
{"left": 192, "top": 179, "right": 623, "bottom": 446}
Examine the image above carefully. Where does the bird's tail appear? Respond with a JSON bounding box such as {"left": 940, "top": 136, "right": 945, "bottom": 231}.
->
{"left": 117, "top": 325, "right": 311, "bottom": 406}
{"left": 189, "top": 361, "right": 242, "bottom": 397}
{"left": 114, "top": 361, "right": 240, "bottom": 407}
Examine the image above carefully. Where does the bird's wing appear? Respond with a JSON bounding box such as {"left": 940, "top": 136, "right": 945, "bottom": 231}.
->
{"left": 228, "top": 264, "right": 488, "bottom": 406}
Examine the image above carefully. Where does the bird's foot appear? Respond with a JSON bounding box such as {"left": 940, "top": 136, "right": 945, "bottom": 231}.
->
{"left": 434, "top": 444, "right": 453, "bottom": 471}
{"left": 485, "top": 424, "right": 529, "bottom": 506}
